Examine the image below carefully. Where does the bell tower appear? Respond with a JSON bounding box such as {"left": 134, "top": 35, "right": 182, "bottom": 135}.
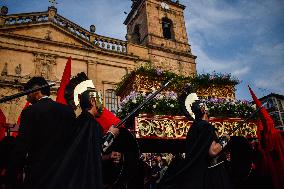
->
{"left": 124, "top": 0, "right": 196, "bottom": 76}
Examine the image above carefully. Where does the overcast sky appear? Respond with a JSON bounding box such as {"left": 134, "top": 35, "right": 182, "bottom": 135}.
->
{"left": 3, "top": 0, "right": 284, "bottom": 100}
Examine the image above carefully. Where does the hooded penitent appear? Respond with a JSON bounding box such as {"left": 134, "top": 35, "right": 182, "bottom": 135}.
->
{"left": 159, "top": 84, "right": 232, "bottom": 189}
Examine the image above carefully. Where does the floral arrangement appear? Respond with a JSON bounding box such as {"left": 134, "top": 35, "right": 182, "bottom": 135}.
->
{"left": 115, "top": 64, "right": 190, "bottom": 94}
{"left": 193, "top": 72, "right": 240, "bottom": 86}
{"left": 115, "top": 65, "right": 240, "bottom": 93}
{"left": 116, "top": 91, "right": 182, "bottom": 118}
{"left": 205, "top": 98, "right": 255, "bottom": 118}
{"left": 115, "top": 91, "right": 255, "bottom": 119}
{"left": 114, "top": 64, "right": 247, "bottom": 119}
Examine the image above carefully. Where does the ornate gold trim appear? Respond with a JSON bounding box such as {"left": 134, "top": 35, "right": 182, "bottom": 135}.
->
{"left": 135, "top": 115, "right": 257, "bottom": 139}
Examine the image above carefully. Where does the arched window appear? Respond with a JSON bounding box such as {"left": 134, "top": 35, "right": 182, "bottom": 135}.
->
{"left": 105, "top": 89, "right": 119, "bottom": 112}
{"left": 162, "top": 17, "right": 174, "bottom": 40}
{"left": 132, "top": 24, "right": 141, "bottom": 44}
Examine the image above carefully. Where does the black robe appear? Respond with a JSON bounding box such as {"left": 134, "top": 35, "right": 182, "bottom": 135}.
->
{"left": 43, "top": 111, "right": 103, "bottom": 189}
{"left": 159, "top": 119, "right": 232, "bottom": 189}
{"left": 6, "top": 98, "right": 76, "bottom": 189}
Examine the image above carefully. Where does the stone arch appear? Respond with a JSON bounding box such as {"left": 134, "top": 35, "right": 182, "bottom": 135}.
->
{"left": 162, "top": 17, "right": 174, "bottom": 40}
{"left": 132, "top": 24, "right": 141, "bottom": 44}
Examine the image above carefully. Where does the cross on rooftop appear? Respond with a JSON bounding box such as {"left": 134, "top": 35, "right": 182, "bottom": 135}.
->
{"left": 49, "top": 0, "right": 58, "bottom": 7}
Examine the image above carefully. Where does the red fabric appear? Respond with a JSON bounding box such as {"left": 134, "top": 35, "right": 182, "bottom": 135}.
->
{"left": 248, "top": 86, "right": 284, "bottom": 189}
{"left": 56, "top": 57, "right": 72, "bottom": 105}
{"left": 249, "top": 86, "right": 277, "bottom": 150}
{"left": 0, "top": 108, "right": 6, "bottom": 141}
{"left": 95, "top": 108, "right": 121, "bottom": 133}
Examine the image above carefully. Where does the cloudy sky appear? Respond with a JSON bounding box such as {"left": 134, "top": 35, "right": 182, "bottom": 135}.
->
{"left": 3, "top": 0, "right": 284, "bottom": 100}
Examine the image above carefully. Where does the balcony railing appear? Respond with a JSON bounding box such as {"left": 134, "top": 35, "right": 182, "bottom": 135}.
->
{"left": 1, "top": 7, "right": 127, "bottom": 54}
{"left": 3, "top": 12, "right": 49, "bottom": 25}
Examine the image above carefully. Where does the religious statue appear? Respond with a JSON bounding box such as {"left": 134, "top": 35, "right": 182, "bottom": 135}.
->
{"left": 1, "top": 62, "right": 8, "bottom": 76}
{"left": 15, "top": 64, "right": 22, "bottom": 76}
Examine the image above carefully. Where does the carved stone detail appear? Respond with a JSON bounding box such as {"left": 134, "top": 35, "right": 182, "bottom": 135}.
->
{"left": 15, "top": 64, "right": 22, "bottom": 76}
{"left": 48, "top": 6, "right": 57, "bottom": 21}
{"left": 44, "top": 30, "right": 52, "bottom": 40}
{"left": 34, "top": 53, "right": 57, "bottom": 80}
{"left": 0, "top": 87, "right": 26, "bottom": 124}
{"left": 1, "top": 63, "right": 8, "bottom": 76}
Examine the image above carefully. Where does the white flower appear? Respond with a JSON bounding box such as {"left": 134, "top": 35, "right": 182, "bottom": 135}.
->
{"left": 170, "top": 104, "right": 175, "bottom": 108}
{"left": 132, "top": 99, "right": 137, "bottom": 103}
{"left": 153, "top": 105, "right": 156, "bottom": 108}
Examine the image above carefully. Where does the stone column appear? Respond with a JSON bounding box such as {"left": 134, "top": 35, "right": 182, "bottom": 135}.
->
{"left": 87, "top": 60, "right": 97, "bottom": 85}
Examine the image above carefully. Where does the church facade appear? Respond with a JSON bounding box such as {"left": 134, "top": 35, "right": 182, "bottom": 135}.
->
{"left": 0, "top": 0, "right": 196, "bottom": 124}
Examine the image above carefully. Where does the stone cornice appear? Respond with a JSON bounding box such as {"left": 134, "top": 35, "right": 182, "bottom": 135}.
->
{"left": 148, "top": 33, "right": 191, "bottom": 46}
{"left": 0, "top": 32, "right": 148, "bottom": 62}
{"left": 147, "top": 43, "right": 197, "bottom": 59}
{"left": 0, "top": 22, "right": 95, "bottom": 48}
{"left": 0, "top": 79, "right": 25, "bottom": 88}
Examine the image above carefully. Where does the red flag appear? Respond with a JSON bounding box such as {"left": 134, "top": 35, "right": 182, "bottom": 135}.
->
{"left": 56, "top": 57, "right": 72, "bottom": 105}
{"left": 248, "top": 86, "right": 284, "bottom": 189}
{"left": 0, "top": 108, "right": 6, "bottom": 141}
{"left": 248, "top": 86, "right": 277, "bottom": 149}
{"left": 95, "top": 108, "right": 121, "bottom": 134}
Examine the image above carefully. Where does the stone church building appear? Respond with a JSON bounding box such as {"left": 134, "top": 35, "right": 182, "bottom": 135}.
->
{"left": 0, "top": 0, "right": 196, "bottom": 124}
